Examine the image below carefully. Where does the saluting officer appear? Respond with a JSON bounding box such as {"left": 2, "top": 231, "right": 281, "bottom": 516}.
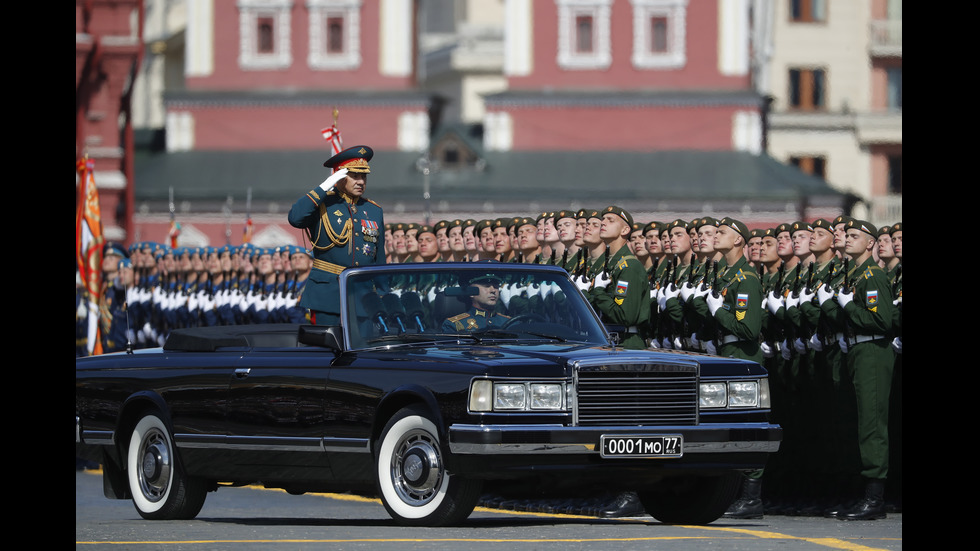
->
{"left": 288, "top": 145, "right": 385, "bottom": 325}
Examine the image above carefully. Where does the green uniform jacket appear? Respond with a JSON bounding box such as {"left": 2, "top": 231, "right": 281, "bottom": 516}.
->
{"left": 712, "top": 256, "right": 763, "bottom": 343}
{"left": 588, "top": 246, "right": 651, "bottom": 349}
{"left": 842, "top": 258, "right": 894, "bottom": 337}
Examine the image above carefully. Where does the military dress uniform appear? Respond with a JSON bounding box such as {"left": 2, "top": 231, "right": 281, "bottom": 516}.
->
{"left": 442, "top": 307, "right": 511, "bottom": 332}
{"left": 288, "top": 146, "right": 385, "bottom": 325}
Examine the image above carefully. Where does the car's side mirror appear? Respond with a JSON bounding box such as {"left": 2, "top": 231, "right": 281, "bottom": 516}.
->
{"left": 298, "top": 325, "right": 345, "bottom": 352}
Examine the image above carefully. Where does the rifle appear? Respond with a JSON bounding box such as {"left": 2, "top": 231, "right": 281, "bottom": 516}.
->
{"left": 841, "top": 258, "right": 851, "bottom": 294}
{"left": 602, "top": 247, "right": 610, "bottom": 276}
{"left": 776, "top": 260, "right": 786, "bottom": 296}
{"left": 891, "top": 264, "right": 902, "bottom": 296}
{"left": 711, "top": 260, "right": 722, "bottom": 298}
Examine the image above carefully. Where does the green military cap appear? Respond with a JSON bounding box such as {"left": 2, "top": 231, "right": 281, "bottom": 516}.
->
{"left": 555, "top": 209, "right": 577, "bottom": 221}
{"left": 417, "top": 224, "right": 435, "bottom": 235}
{"left": 463, "top": 219, "right": 476, "bottom": 228}
{"left": 393, "top": 222, "right": 407, "bottom": 232}
{"left": 695, "top": 216, "right": 718, "bottom": 229}
{"left": 762, "top": 227, "right": 777, "bottom": 238}
{"left": 493, "top": 217, "right": 510, "bottom": 230}
{"left": 602, "top": 205, "right": 633, "bottom": 227}
{"left": 790, "top": 221, "right": 813, "bottom": 235}
{"left": 643, "top": 221, "right": 662, "bottom": 234}
{"left": 517, "top": 216, "right": 536, "bottom": 228}
{"left": 406, "top": 222, "right": 419, "bottom": 231}
{"left": 750, "top": 228, "right": 765, "bottom": 238}
{"left": 811, "top": 219, "right": 833, "bottom": 231}
{"left": 719, "top": 217, "right": 751, "bottom": 241}
{"left": 832, "top": 214, "right": 854, "bottom": 228}
{"left": 631, "top": 222, "right": 644, "bottom": 234}
{"left": 846, "top": 219, "right": 878, "bottom": 237}
{"left": 324, "top": 145, "right": 373, "bottom": 173}
{"left": 876, "top": 225, "right": 891, "bottom": 239}
{"left": 888, "top": 222, "right": 902, "bottom": 235}
{"left": 433, "top": 220, "right": 450, "bottom": 231}
{"left": 669, "top": 219, "right": 690, "bottom": 231}
{"left": 450, "top": 219, "right": 464, "bottom": 228}
{"left": 510, "top": 216, "right": 523, "bottom": 228}
{"left": 576, "top": 208, "right": 592, "bottom": 220}
{"left": 535, "top": 212, "right": 551, "bottom": 224}
{"left": 475, "top": 219, "right": 493, "bottom": 233}
{"left": 775, "top": 223, "right": 792, "bottom": 235}
{"left": 585, "top": 209, "right": 603, "bottom": 220}
{"left": 384, "top": 223, "right": 392, "bottom": 231}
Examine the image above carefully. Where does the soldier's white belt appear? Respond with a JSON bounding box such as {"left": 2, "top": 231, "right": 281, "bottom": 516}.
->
{"left": 313, "top": 259, "right": 345, "bottom": 275}
{"left": 719, "top": 335, "right": 743, "bottom": 345}
{"left": 850, "top": 334, "right": 887, "bottom": 345}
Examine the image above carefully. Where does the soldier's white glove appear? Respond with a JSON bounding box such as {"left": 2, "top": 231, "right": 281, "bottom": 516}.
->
{"left": 319, "top": 168, "right": 348, "bottom": 192}
{"left": 817, "top": 284, "right": 835, "bottom": 306}
{"left": 673, "top": 336, "right": 684, "bottom": 350}
{"left": 799, "top": 287, "right": 815, "bottom": 305}
{"left": 499, "top": 284, "right": 513, "bottom": 308}
{"left": 837, "top": 289, "right": 854, "bottom": 309}
{"left": 661, "top": 337, "right": 673, "bottom": 349}
{"left": 706, "top": 291, "right": 724, "bottom": 316}
{"left": 690, "top": 334, "right": 700, "bottom": 349}
{"left": 704, "top": 339, "right": 717, "bottom": 356}
{"left": 427, "top": 286, "right": 438, "bottom": 303}
{"left": 679, "top": 282, "right": 695, "bottom": 302}
{"left": 785, "top": 293, "right": 800, "bottom": 309}
{"left": 780, "top": 339, "right": 792, "bottom": 360}
{"left": 893, "top": 296, "right": 902, "bottom": 307}
{"left": 891, "top": 336, "right": 902, "bottom": 354}
{"left": 694, "top": 285, "right": 710, "bottom": 300}
{"left": 838, "top": 335, "right": 849, "bottom": 353}
{"left": 648, "top": 339, "right": 660, "bottom": 349}
{"left": 766, "top": 291, "right": 784, "bottom": 315}
{"left": 187, "top": 293, "right": 199, "bottom": 312}
{"left": 809, "top": 333, "right": 824, "bottom": 352}
{"left": 660, "top": 284, "right": 679, "bottom": 309}
{"left": 594, "top": 272, "right": 611, "bottom": 289}
{"left": 574, "top": 275, "right": 591, "bottom": 293}
{"left": 794, "top": 338, "right": 807, "bottom": 354}
{"left": 761, "top": 341, "right": 774, "bottom": 358}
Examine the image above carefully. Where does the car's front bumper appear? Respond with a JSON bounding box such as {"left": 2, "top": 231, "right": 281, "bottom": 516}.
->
{"left": 448, "top": 423, "right": 781, "bottom": 455}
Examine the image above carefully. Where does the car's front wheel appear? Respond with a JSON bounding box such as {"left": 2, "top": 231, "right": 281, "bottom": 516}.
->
{"left": 375, "top": 406, "right": 481, "bottom": 526}
{"left": 637, "top": 472, "right": 740, "bottom": 525}
{"left": 126, "top": 410, "right": 207, "bottom": 520}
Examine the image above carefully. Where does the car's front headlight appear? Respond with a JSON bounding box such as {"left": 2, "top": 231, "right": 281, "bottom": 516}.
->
{"left": 700, "top": 379, "right": 768, "bottom": 409}
{"left": 469, "top": 380, "right": 566, "bottom": 412}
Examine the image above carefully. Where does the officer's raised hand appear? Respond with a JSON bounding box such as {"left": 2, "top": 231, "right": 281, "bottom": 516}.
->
{"left": 319, "top": 168, "right": 349, "bottom": 191}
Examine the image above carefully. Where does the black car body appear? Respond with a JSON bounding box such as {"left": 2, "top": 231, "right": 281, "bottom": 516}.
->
{"left": 76, "top": 263, "right": 781, "bottom": 526}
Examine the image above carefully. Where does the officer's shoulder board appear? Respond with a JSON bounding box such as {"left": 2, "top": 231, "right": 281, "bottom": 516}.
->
{"left": 862, "top": 265, "right": 885, "bottom": 279}
{"left": 363, "top": 197, "right": 382, "bottom": 208}
{"left": 447, "top": 313, "right": 469, "bottom": 323}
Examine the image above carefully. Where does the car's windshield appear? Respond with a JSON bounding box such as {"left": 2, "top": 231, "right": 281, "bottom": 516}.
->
{"left": 342, "top": 265, "right": 607, "bottom": 349}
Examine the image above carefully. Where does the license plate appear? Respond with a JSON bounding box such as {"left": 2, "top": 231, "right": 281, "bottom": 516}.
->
{"left": 600, "top": 435, "right": 683, "bottom": 458}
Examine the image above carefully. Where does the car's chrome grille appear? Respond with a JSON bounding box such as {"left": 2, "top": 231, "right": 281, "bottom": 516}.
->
{"left": 575, "top": 365, "right": 698, "bottom": 426}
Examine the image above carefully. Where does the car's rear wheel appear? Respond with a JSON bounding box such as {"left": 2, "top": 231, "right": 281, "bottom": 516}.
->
{"left": 375, "top": 406, "right": 481, "bottom": 526}
{"left": 637, "top": 472, "right": 740, "bottom": 525}
{"left": 126, "top": 410, "right": 207, "bottom": 520}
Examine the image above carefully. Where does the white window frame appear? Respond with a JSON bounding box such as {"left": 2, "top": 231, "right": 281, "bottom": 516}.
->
{"left": 307, "top": 0, "right": 362, "bottom": 70}
{"left": 556, "top": 0, "right": 613, "bottom": 70}
{"left": 238, "top": 0, "right": 293, "bottom": 70}
{"left": 630, "top": 0, "right": 687, "bottom": 70}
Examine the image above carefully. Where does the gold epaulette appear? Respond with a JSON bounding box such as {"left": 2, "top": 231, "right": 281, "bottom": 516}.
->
{"left": 447, "top": 313, "right": 470, "bottom": 323}
{"left": 364, "top": 197, "right": 381, "bottom": 208}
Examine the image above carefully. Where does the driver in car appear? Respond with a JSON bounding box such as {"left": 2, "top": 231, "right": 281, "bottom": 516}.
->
{"left": 442, "top": 274, "right": 511, "bottom": 332}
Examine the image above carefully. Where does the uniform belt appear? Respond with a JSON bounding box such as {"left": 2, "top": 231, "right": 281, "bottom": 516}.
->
{"left": 850, "top": 334, "right": 886, "bottom": 345}
{"left": 719, "top": 335, "right": 743, "bottom": 345}
{"left": 312, "top": 259, "right": 345, "bottom": 275}
{"left": 625, "top": 326, "right": 639, "bottom": 334}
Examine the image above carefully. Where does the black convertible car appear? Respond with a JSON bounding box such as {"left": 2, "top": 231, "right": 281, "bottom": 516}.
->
{"left": 76, "top": 263, "right": 781, "bottom": 526}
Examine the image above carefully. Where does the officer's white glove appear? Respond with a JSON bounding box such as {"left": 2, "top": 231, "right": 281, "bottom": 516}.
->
{"left": 594, "top": 272, "right": 611, "bottom": 289}
{"left": 794, "top": 337, "right": 807, "bottom": 354}
{"left": 661, "top": 337, "right": 673, "bottom": 349}
{"left": 704, "top": 339, "right": 717, "bottom": 356}
{"left": 760, "top": 341, "right": 773, "bottom": 358}
{"left": 893, "top": 296, "right": 902, "bottom": 307}
{"left": 780, "top": 339, "right": 792, "bottom": 360}
{"left": 648, "top": 339, "right": 660, "bottom": 349}
{"left": 706, "top": 291, "right": 724, "bottom": 316}
{"left": 694, "top": 285, "right": 709, "bottom": 300}
{"left": 817, "top": 283, "right": 835, "bottom": 306}
{"left": 837, "top": 289, "right": 854, "bottom": 309}
{"left": 766, "top": 291, "right": 784, "bottom": 315}
{"left": 673, "top": 336, "right": 684, "bottom": 350}
{"left": 891, "top": 336, "right": 902, "bottom": 354}
{"left": 538, "top": 282, "right": 551, "bottom": 299}
{"left": 809, "top": 333, "right": 824, "bottom": 352}
{"left": 838, "top": 335, "right": 849, "bottom": 353}
{"left": 574, "top": 275, "right": 591, "bottom": 293}
{"left": 785, "top": 293, "right": 800, "bottom": 309}
{"left": 679, "top": 282, "right": 695, "bottom": 302}
{"left": 319, "top": 168, "right": 349, "bottom": 192}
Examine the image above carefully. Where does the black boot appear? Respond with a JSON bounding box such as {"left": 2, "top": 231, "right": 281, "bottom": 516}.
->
{"left": 838, "top": 479, "right": 886, "bottom": 520}
{"left": 723, "top": 476, "right": 764, "bottom": 519}
{"left": 597, "top": 491, "right": 645, "bottom": 518}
